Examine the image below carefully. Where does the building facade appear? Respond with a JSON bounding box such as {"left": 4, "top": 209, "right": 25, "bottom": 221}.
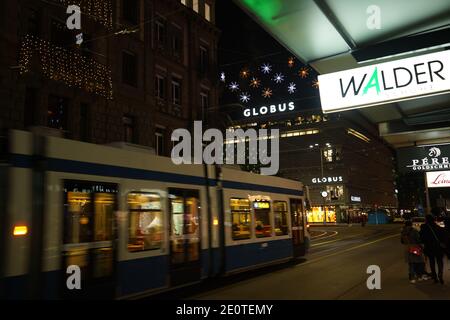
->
{"left": 0, "top": 0, "right": 219, "bottom": 156}
{"left": 220, "top": 99, "right": 398, "bottom": 223}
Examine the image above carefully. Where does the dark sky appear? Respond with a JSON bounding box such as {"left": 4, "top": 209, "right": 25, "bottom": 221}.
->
{"left": 215, "top": 1, "right": 320, "bottom": 113}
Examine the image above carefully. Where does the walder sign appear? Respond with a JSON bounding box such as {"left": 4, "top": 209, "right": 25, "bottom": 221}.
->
{"left": 397, "top": 144, "right": 450, "bottom": 173}
{"left": 318, "top": 50, "right": 450, "bottom": 113}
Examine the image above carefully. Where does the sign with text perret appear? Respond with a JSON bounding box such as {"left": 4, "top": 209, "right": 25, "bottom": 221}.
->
{"left": 397, "top": 144, "right": 450, "bottom": 173}
{"left": 318, "top": 50, "right": 450, "bottom": 113}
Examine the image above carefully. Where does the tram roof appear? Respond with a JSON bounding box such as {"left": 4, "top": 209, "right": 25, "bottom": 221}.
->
{"left": 234, "top": 0, "right": 450, "bottom": 147}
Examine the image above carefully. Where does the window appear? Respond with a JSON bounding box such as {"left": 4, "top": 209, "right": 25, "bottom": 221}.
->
{"left": 254, "top": 201, "right": 272, "bottom": 238}
{"left": 193, "top": 0, "right": 199, "bottom": 13}
{"left": 181, "top": 0, "right": 187, "bottom": 5}
{"left": 122, "top": 51, "right": 138, "bottom": 87}
{"left": 50, "top": 19, "right": 72, "bottom": 47}
{"left": 80, "top": 103, "right": 89, "bottom": 142}
{"left": 172, "top": 28, "right": 182, "bottom": 58}
{"left": 123, "top": 115, "right": 135, "bottom": 143}
{"left": 155, "top": 75, "right": 166, "bottom": 99}
{"left": 155, "top": 127, "right": 164, "bottom": 156}
{"left": 123, "top": 0, "right": 139, "bottom": 25}
{"left": 323, "top": 147, "right": 342, "bottom": 163}
{"left": 200, "top": 92, "right": 209, "bottom": 121}
{"left": 273, "top": 201, "right": 288, "bottom": 236}
{"left": 230, "top": 198, "right": 251, "bottom": 240}
{"left": 200, "top": 46, "right": 209, "bottom": 74}
{"left": 128, "top": 192, "right": 163, "bottom": 252}
{"left": 172, "top": 78, "right": 182, "bottom": 105}
{"left": 205, "top": 3, "right": 211, "bottom": 21}
{"left": 24, "top": 88, "right": 38, "bottom": 128}
{"left": 28, "top": 8, "right": 41, "bottom": 37}
{"left": 48, "top": 95, "right": 68, "bottom": 130}
{"left": 155, "top": 20, "right": 166, "bottom": 48}
{"left": 170, "top": 189, "right": 200, "bottom": 264}
{"left": 326, "top": 185, "right": 345, "bottom": 201}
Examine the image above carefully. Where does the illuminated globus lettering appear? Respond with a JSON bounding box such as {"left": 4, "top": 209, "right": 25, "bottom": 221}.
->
{"left": 244, "top": 101, "right": 295, "bottom": 118}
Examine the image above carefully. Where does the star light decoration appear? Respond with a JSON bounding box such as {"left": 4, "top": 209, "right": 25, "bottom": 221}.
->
{"left": 299, "top": 67, "right": 310, "bottom": 78}
{"left": 312, "top": 79, "right": 320, "bottom": 89}
{"left": 288, "top": 82, "right": 297, "bottom": 94}
{"left": 240, "top": 92, "right": 251, "bottom": 103}
{"left": 229, "top": 82, "right": 239, "bottom": 92}
{"left": 261, "top": 63, "right": 272, "bottom": 74}
{"left": 262, "top": 88, "right": 273, "bottom": 98}
{"left": 273, "top": 73, "right": 285, "bottom": 83}
{"left": 288, "top": 57, "right": 295, "bottom": 68}
{"left": 240, "top": 68, "right": 250, "bottom": 79}
{"left": 250, "top": 77, "right": 261, "bottom": 88}
{"left": 220, "top": 72, "right": 226, "bottom": 82}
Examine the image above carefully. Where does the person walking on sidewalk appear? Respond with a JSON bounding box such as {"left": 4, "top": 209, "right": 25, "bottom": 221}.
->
{"left": 420, "top": 214, "right": 446, "bottom": 284}
{"left": 401, "top": 220, "right": 425, "bottom": 283}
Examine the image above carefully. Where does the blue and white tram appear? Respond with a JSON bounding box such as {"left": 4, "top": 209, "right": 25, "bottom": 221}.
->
{"left": 0, "top": 130, "right": 309, "bottom": 299}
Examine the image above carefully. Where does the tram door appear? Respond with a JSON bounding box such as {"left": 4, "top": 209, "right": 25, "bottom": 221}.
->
{"left": 169, "top": 189, "right": 201, "bottom": 287}
{"left": 62, "top": 181, "right": 117, "bottom": 299}
{"left": 290, "top": 198, "right": 306, "bottom": 257}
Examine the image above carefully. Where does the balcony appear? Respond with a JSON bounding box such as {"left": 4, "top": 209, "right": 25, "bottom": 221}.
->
{"left": 19, "top": 35, "right": 113, "bottom": 99}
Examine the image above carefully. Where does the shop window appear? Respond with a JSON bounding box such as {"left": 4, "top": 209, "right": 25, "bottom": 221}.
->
{"left": 230, "top": 198, "right": 251, "bottom": 240}
{"left": 253, "top": 201, "right": 272, "bottom": 238}
{"left": 326, "top": 185, "right": 344, "bottom": 201}
{"left": 323, "top": 147, "right": 342, "bottom": 163}
{"left": 273, "top": 201, "right": 288, "bottom": 236}
{"left": 128, "top": 192, "right": 163, "bottom": 252}
{"left": 307, "top": 206, "right": 336, "bottom": 223}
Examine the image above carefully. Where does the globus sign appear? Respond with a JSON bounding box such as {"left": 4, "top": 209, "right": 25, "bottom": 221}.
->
{"left": 426, "top": 171, "right": 450, "bottom": 188}
{"left": 244, "top": 101, "right": 295, "bottom": 118}
{"left": 318, "top": 50, "right": 450, "bottom": 113}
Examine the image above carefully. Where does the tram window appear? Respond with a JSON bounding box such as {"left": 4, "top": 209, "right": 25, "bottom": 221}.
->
{"left": 94, "top": 193, "right": 114, "bottom": 241}
{"left": 273, "top": 201, "right": 288, "bottom": 236}
{"left": 230, "top": 198, "right": 251, "bottom": 240}
{"left": 128, "top": 193, "right": 163, "bottom": 252}
{"left": 254, "top": 201, "right": 272, "bottom": 238}
{"left": 65, "top": 191, "right": 93, "bottom": 244}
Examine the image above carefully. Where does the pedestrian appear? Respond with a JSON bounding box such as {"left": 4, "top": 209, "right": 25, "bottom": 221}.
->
{"left": 420, "top": 214, "right": 446, "bottom": 284}
{"left": 401, "top": 220, "right": 426, "bottom": 283}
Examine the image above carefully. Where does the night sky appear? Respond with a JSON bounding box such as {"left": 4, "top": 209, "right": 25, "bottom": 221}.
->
{"left": 215, "top": 1, "right": 321, "bottom": 114}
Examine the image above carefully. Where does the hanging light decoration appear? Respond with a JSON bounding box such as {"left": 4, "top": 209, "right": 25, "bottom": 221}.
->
{"left": 250, "top": 77, "right": 261, "bottom": 88}
{"left": 299, "top": 67, "right": 310, "bottom": 78}
{"left": 54, "top": 0, "right": 113, "bottom": 29}
{"left": 273, "top": 73, "right": 284, "bottom": 83}
{"left": 229, "top": 82, "right": 239, "bottom": 92}
{"left": 240, "top": 68, "right": 250, "bottom": 79}
{"left": 312, "top": 79, "right": 320, "bottom": 88}
{"left": 288, "top": 57, "right": 295, "bottom": 68}
{"left": 261, "top": 63, "right": 272, "bottom": 74}
{"left": 18, "top": 34, "right": 113, "bottom": 99}
{"left": 262, "top": 88, "right": 273, "bottom": 98}
{"left": 220, "top": 72, "right": 226, "bottom": 82}
{"left": 240, "top": 92, "right": 251, "bottom": 103}
{"left": 288, "top": 82, "right": 297, "bottom": 94}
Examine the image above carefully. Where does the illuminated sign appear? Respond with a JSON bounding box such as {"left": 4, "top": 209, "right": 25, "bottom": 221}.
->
{"left": 351, "top": 196, "right": 362, "bottom": 202}
{"left": 427, "top": 171, "right": 450, "bottom": 188}
{"left": 253, "top": 201, "right": 270, "bottom": 209}
{"left": 244, "top": 101, "right": 295, "bottom": 118}
{"left": 318, "top": 50, "right": 450, "bottom": 113}
{"left": 397, "top": 145, "right": 450, "bottom": 173}
{"left": 312, "top": 176, "right": 343, "bottom": 184}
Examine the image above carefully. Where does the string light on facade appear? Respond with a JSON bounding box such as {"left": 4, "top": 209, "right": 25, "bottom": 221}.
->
{"left": 262, "top": 87, "right": 273, "bottom": 98}
{"left": 273, "top": 73, "right": 284, "bottom": 83}
{"left": 18, "top": 34, "right": 113, "bottom": 99}
{"left": 240, "top": 92, "right": 251, "bottom": 103}
{"left": 299, "top": 67, "right": 310, "bottom": 78}
{"left": 261, "top": 63, "right": 272, "bottom": 74}
{"left": 220, "top": 72, "right": 226, "bottom": 82}
{"left": 250, "top": 77, "right": 261, "bottom": 88}
{"left": 229, "top": 82, "right": 239, "bottom": 92}
{"left": 240, "top": 68, "right": 250, "bottom": 79}
{"left": 288, "top": 57, "right": 295, "bottom": 68}
{"left": 312, "top": 79, "right": 320, "bottom": 89}
{"left": 288, "top": 82, "right": 297, "bottom": 94}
